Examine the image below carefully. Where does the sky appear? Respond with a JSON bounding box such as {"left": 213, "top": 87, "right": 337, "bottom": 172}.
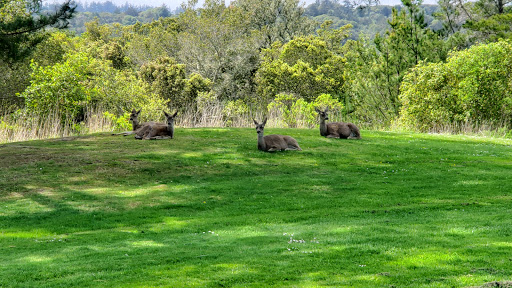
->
{"left": 64, "top": 0, "right": 438, "bottom": 10}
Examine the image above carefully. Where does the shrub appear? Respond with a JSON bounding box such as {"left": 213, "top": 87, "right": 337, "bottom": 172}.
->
{"left": 399, "top": 40, "right": 512, "bottom": 131}
{"left": 222, "top": 99, "right": 249, "bottom": 127}
{"left": 267, "top": 93, "right": 344, "bottom": 128}
{"left": 20, "top": 51, "right": 168, "bottom": 128}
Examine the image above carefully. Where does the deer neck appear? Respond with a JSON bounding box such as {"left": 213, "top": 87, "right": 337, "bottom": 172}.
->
{"left": 167, "top": 122, "right": 174, "bottom": 137}
{"left": 132, "top": 120, "right": 140, "bottom": 131}
{"left": 257, "top": 132, "right": 266, "bottom": 151}
{"left": 319, "top": 118, "right": 328, "bottom": 136}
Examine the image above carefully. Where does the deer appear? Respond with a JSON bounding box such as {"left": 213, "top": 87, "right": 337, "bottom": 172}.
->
{"left": 315, "top": 107, "right": 361, "bottom": 139}
{"left": 135, "top": 111, "right": 178, "bottom": 140}
{"left": 112, "top": 109, "right": 156, "bottom": 136}
{"left": 253, "top": 117, "right": 302, "bottom": 152}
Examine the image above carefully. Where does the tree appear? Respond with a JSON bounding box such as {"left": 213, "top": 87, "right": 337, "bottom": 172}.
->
{"left": 371, "top": 0, "right": 447, "bottom": 113}
{"left": 176, "top": 0, "right": 261, "bottom": 101}
{"left": 20, "top": 51, "right": 168, "bottom": 124}
{"left": 232, "top": 0, "right": 315, "bottom": 47}
{"left": 139, "top": 57, "right": 211, "bottom": 111}
{"left": 255, "top": 26, "right": 349, "bottom": 107}
{"left": 435, "top": 0, "right": 512, "bottom": 46}
{"left": 0, "top": 0, "right": 75, "bottom": 61}
{"left": 399, "top": 40, "right": 512, "bottom": 131}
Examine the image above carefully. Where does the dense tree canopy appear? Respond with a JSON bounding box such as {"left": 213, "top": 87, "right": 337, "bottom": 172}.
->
{"left": 2, "top": 0, "right": 512, "bottom": 135}
{"left": 0, "top": 0, "right": 75, "bottom": 61}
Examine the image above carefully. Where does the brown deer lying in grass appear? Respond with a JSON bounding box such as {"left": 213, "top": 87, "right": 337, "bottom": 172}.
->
{"left": 253, "top": 117, "right": 302, "bottom": 152}
{"left": 112, "top": 109, "right": 156, "bottom": 136}
{"left": 315, "top": 107, "right": 361, "bottom": 139}
{"left": 135, "top": 111, "right": 178, "bottom": 140}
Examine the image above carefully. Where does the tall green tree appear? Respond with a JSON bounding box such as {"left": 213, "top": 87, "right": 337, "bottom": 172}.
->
{"left": 255, "top": 25, "right": 349, "bottom": 108}
{"left": 232, "top": 0, "right": 315, "bottom": 47}
{"left": 176, "top": 0, "right": 261, "bottom": 101}
{"left": 399, "top": 40, "right": 512, "bottom": 131}
{"left": 0, "top": 0, "right": 75, "bottom": 61}
{"left": 435, "top": 0, "right": 512, "bottom": 46}
{"left": 373, "top": 0, "right": 447, "bottom": 113}
{"left": 343, "top": 0, "right": 448, "bottom": 126}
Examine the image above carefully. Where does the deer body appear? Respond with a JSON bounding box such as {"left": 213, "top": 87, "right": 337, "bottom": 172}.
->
{"left": 135, "top": 111, "right": 177, "bottom": 140}
{"left": 254, "top": 118, "right": 301, "bottom": 152}
{"left": 316, "top": 108, "right": 361, "bottom": 139}
{"left": 112, "top": 109, "right": 156, "bottom": 136}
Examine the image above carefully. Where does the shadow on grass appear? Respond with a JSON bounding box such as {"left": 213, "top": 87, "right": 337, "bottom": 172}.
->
{"left": 1, "top": 129, "right": 512, "bottom": 287}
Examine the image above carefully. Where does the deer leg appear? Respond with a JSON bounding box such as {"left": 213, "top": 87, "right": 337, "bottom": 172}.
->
{"left": 149, "top": 136, "right": 172, "bottom": 140}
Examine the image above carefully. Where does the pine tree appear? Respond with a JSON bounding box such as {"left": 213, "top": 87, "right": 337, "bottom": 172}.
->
{"left": 0, "top": 0, "right": 75, "bottom": 61}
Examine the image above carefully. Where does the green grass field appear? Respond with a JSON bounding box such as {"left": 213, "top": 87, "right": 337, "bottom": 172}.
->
{"left": 1, "top": 128, "right": 511, "bottom": 287}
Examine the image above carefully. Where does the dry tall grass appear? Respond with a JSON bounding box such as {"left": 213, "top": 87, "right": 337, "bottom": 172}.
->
{"left": 2, "top": 102, "right": 511, "bottom": 144}
{"left": 0, "top": 107, "right": 116, "bottom": 144}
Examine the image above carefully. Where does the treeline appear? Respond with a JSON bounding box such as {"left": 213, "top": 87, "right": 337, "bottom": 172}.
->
{"left": 43, "top": 1, "right": 177, "bottom": 34}
{"left": 46, "top": 0, "right": 441, "bottom": 38}
{"left": 1, "top": 0, "right": 512, "bottom": 142}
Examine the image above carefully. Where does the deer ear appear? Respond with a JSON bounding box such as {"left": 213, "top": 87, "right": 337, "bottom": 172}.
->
{"left": 324, "top": 107, "right": 329, "bottom": 112}
{"left": 136, "top": 109, "right": 141, "bottom": 115}
{"left": 262, "top": 117, "right": 267, "bottom": 125}
{"left": 253, "top": 119, "right": 259, "bottom": 125}
{"left": 164, "top": 111, "right": 169, "bottom": 117}
{"left": 315, "top": 107, "right": 320, "bottom": 113}
{"left": 172, "top": 111, "right": 178, "bottom": 117}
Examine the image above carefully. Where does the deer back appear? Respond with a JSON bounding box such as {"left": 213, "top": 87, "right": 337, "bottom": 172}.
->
{"left": 263, "top": 134, "right": 289, "bottom": 150}
{"left": 327, "top": 122, "right": 360, "bottom": 139}
{"left": 263, "top": 134, "right": 301, "bottom": 151}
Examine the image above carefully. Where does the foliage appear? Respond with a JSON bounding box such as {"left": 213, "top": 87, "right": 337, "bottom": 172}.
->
{"left": 434, "top": 0, "right": 512, "bottom": 47}
{"left": 222, "top": 99, "right": 250, "bottom": 127}
{"left": 267, "top": 93, "right": 344, "bottom": 128}
{"left": 343, "top": 0, "right": 448, "bottom": 127}
{"left": 176, "top": 1, "right": 261, "bottom": 102}
{"left": 232, "top": 0, "right": 316, "bottom": 47}
{"left": 139, "top": 57, "right": 212, "bottom": 111}
{"left": 101, "top": 41, "right": 129, "bottom": 69}
{"left": 256, "top": 29, "right": 348, "bottom": 107}
{"left": 306, "top": 1, "right": 440, "bottom": 41}
{"left": 464, "top": 13, "right": 512, "bottom": 42}
{"left": 0, "top": 0, "right": 75, "bottom": 61}
{"left": 21, "top": 52, "right": 95, "bottom": 122}
{"left": 19, "top": 51, "right": 168, "bottom": 125}
{"left": 399, "top": 40, "right": 512, "bottom": 131}
{"left": 103, "top": 111, "right": 132, "bottom": 131}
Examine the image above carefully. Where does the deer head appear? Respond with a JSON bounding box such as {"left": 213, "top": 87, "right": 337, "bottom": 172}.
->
{"left": 253, "top": 117, "right": 267, "bottom": 135}
{"left": 164, "top": 110, "right": 178, "bottom": 127}
{"left": 315, "top": 107, "right": 329, "bottom": 121}
{"left": 129, "top": 108, "right": 141, "bottom": 122}
{"left": 129, "top": 109, "right": 142, "bottom": 130}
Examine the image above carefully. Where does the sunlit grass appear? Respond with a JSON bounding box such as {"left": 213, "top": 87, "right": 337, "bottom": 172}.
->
{"left": 0, "top": 128, "right": 511, "bottom": 287}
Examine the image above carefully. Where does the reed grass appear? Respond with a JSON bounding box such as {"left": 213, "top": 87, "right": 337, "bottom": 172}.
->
{"left": 1, "top": 102, "right": 511, "bottom": 144}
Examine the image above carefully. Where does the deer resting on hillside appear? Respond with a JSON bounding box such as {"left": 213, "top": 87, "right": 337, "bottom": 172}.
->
{"left": 315, "top": 107, "right": 361, "bottom": 139}
{"left": 253, "top": 117, "right": 302, "bottom": 152}
{"left": 112, "top": 109, "right": 156, "bottom": 136}
{"left": 135, "top": 111, "right": 178, "bottom": 140}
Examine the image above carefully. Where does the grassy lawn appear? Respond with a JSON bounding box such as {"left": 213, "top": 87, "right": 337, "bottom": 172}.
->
{"left": 1, "top": 128, "right": 511, "bottom": 287}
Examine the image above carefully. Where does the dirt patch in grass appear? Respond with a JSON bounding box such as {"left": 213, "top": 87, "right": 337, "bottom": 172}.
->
{"left": 468, "top": 281, "right": 512, "bottom": 288}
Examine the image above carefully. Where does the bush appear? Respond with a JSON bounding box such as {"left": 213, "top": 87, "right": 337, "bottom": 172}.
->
{"left": 222, "top": 99, "right": 249, "bottom": 127}
{"left": 399, "top": 40, "right": 512, "bottom": 132}
{"left": 267, "top": 93, "right": 344, "bottom": 128}
{"left": 20, "top": 51, "right": 168, "bottom": 127}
